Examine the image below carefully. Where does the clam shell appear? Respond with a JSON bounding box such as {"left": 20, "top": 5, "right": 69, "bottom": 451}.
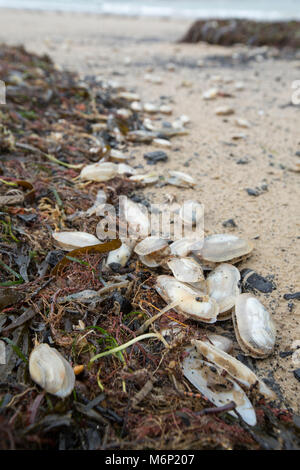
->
{"left": 80, "top": 162, "right": 118, "bottom": 182}
{"left": 179, "top": 200, "right": 203, "bottom": 226}
{"left": 117, "top": 163, "right": 136, "bottom": 175}
{"left": 215, "top": 106, "right": 235, "bottom": 116}
{"left": 118, "top": 91, "right": 140, "bottom": 101}
{"left": 192, "top": 339, "right": 276, "bottom": 400}
{"left": 120, "top": 197, "right": 150, "bottom": 240}
{"left": 106, "top": 241, "right": 133, "bottom": 268}
{"left": 167, "top": 257, "right": 204, "bottom": 283}
{"left": 202, "top": 88, "right": 219, "bottom": 100}
{"left": 170, "top": 238, "right": 204, "bottom": 257}
{"left": 153, "top": 138, "right": 171, "bottom": 148}
{"left": 155, "top": 275, "right": 218, "bottom": 323}
{"left": 52, "top": 231, "right": 101, "bottom": 251}
{"left": 29, "top": 344, "right": 75, "bottom": 398}
{"left": 182, "top": 349, "right": 257, "bottom": 426}
{"left": 134, "top": 236, "right": 168, "bottom": 256}
{"left": 233, "top": 294, "right": 276, "bottom": 358}
{"left": 202, "top": 334, "right": 233, "bottom": 353}
{"left": 110, "top": 149, "right": 128, "bottom": 162}
{"left": 199, "top": 234, "right": 253, "bottom": 263}
{"left": 207, "top": 263, "right": 241, "bottom": 318}
{"left": 129, "top": 173, "right": 159, "bottom": 184}
{"left": 167, "top": 171, "right": 195, "bottom": 188}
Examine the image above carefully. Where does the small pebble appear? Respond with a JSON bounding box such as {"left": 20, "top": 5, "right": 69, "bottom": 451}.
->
{"left": 144, "top": 150, "right": 168, "bottom": 165}
{"left": 222, "top": 218, "right": 237, "bottom": 228}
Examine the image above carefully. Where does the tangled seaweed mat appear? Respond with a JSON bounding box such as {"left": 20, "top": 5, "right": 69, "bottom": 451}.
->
{"left": 180, "top": 19, "right": 300, "bottom": 49}
{"left": 0, "top": 44, "right": 300, "bottom": 450}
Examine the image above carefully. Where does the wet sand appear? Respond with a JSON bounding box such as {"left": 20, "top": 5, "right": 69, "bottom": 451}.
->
{"left": 0, "top": 8, "right": 299, "bottom": 413}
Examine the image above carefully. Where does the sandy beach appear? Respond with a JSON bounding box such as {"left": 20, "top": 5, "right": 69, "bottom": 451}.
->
{"left": 0, "top": 7, "right": 299, "bottom": 419}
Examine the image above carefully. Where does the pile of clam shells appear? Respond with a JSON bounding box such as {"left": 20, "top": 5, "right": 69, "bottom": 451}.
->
{"left": 28, "top": 88, "right": 277, "bottom": 425}
{"left": 44, "top": 194, "right": 277, "bottom": 424}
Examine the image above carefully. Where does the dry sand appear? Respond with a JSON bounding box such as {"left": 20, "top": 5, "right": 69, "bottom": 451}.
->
{"left": 0, "top": 9, "right": 299, "bottom": 413}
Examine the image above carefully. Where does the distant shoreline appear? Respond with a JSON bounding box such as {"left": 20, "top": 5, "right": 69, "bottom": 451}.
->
{"left": 0, "top": 5, "right": 299, "bottom": 22}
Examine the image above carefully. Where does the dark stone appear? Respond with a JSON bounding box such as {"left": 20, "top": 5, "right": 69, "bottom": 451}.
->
{"left": 279, "top": 351, "right": 293, "bottom": 358}
{"left": 284, "top": 292, "right": 300, "bottom": 300}
{"left": 222, "top": 218, "right": 237, "bottom": 228}
{"left": 293, "top": 369, "right": 300, "bottom": 382}
{"left": 111, "top": 291, "right": 132, "bottom": 315}
{"left": 241, "top": 269, "right": 276, "bottom": 293}
{"left": 236, "top": 158, "right": 249, "bottom": 164}
{"left": 144, "top": 150, "right": 168, "bottom": 165}
{"left": 45, "top": 250, "right": 64, "bottom": 267}
{"left": 246, "top": 188, "right": 260, "bottom": 196}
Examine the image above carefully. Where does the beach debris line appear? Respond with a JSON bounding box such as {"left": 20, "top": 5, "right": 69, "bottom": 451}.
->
{"left": 0, "top": 44, "right": 296, "bottom": 450}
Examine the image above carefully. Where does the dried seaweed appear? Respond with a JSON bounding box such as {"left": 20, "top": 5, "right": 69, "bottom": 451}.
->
{"left": 0, "top": 43, "right": 298, "bottom": 451}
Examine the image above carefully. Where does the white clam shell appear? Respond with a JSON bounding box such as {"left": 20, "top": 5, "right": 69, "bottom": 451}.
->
{"left": 207, "top": 263, "right": 241, "bottom": 316}
{"left": 182, "top": 349, "right": 257, "bottom": 426}
{"left": 52, "top": 231, "right": 101, "bottom": 251}
{"left": 192, "top": 339, "right": 276, "bottom": 400}
{"left": 233, "top": 294, "right": 276, "bottom": 358}
{"left": 202, "top": 334, "right": 233, "bottom": 353}
{"left": 199, "top": 234, "right": 253, "bottom": 263}
{"left": 202, "top": 88, "right": 219, "bottom": 100}
{"left": 167, "top": 257, "right": 204, "bottom": 283}
{"left": 120, "top": 197, "right": 150, "bottom": 240}
{"left": 153, "top": 138, "right": 171, "bottom": 148}
{"left": 179, "top": 200, "right": 203, "bottom": 226}
{"left": 143, "top": 103, "right": 159, "bottom": 113}
{"left": 117, "top": 163, "right": 136, "bottom": 175}
{"left": 106, "top": 241, "right": 133, "bottom": 267}
{"left": 170, "top": 238, "right": 204, "bottom": 257}
{"left": 129, "top": 173, "right": 159, "bottom": 184}
{"left": 110, "top": 149, "right": 128, "bottom": 162}
{"left": 215, "top": 106, "right": 235, "bottom": 116}
{"left": 118, "top": 91, "right": 140, "bottom": 101}
{"left": 134, "top": 236, "right": 168, "bottom": 256}
{"left": 155, "top": 275, "right": 218, "bottom": 323}
{"left": 80, "top": 162, "right": 118, "bottom": 182}
{"left": 167, "top": 171, "right": 195, "bottom": 188}
{"left": 234, "top": 118, "right": 251, "bottom": 128}
{"left": 29, "top": 344, "right": 75, "bottom": 398}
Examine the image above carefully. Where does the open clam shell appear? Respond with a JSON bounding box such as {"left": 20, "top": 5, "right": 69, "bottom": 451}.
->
{"left": 233, "top": 294, "right": 276, "bottom": 358}
{"left": 134, "top": 236, "right": 170, "bottom": 268}
{"left": 29, "top": 343, "right": 75, "bottom": 398}
{"left": 198, "top": 234, "right": 253, "bottom": 263}
{"left": 191, "top": 339, "right": 276, "bottom": 400}
{"left": 167, "top": 257, "right": 205, "bottom": 283}
{"left": 182, "top": 348, "right": 257, "bottom": 426}
{"left": 52, "top": 231, "right": 101, "bottom": 251}
{"left": 207, "top": 263, "right": 241, "bottom": 319}
{"left": 155, "top": 275, "right": 218, "bottom": 323}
